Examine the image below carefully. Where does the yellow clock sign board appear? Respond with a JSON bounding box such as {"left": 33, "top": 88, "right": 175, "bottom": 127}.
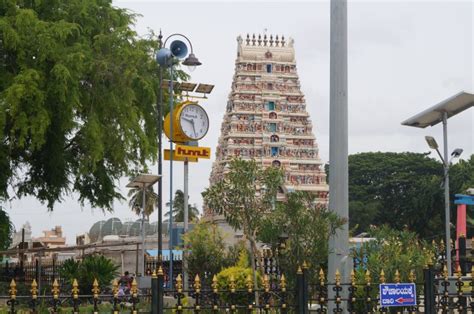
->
{"left": 164, "top": 149, "right": 198, "bottom": 162}
{"left": 175, "top": 144, "right": 211, "bottom": 159}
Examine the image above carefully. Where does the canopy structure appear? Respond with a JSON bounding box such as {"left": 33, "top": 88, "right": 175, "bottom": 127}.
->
{"left": 401, "top": 91, "right": 474, "bottom": 128}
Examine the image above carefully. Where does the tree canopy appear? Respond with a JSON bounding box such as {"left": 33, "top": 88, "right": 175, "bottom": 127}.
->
{"left": 0, "top": 0, "right": 186, "bottom": 210}
{"left": 258, "top": 191, "right": 345, "bottom": 284}
{"left": 128, "top": 185, "right": 158, "bottom": 219}
{"left": 165, "top": 189, "right": 200, "bottom": 222}
{"left": 182, "top": 221, "right": 228, "bottom": 280}
{"left": 202, "top": 158, "right": 284, "bottom": 292}
{"left": 0, "top": 206, "right": 13, "bottom": 251}
{"left": 346, "top": 152, "right": 474, "bottom": 239}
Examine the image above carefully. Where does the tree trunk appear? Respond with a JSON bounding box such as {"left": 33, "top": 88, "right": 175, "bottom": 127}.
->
{"left": 248, "top": 235, "right": 260, "bottom": 307}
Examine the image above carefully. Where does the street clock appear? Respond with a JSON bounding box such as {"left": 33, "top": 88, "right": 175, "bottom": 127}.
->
{"left": 164, "top": 100, "right": 210, "bottom": 143}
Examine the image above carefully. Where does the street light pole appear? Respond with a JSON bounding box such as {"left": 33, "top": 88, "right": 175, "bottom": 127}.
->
{"left": 442, "top": 112, "right": 451, "bottom": 274}
{"left": 141, "top": 182, "right": 146, "bottom": 276}
{"left": 402, "top": 91, "right": 474, "bottom": 275}
{"left": 157, "top": 31, "right": 164, "bottom": 264}
{"left": 168, "top": 65, "right": 175, "bottom": 286}
{"left": 126, "top": 174, "right": 160, "bottom": 279}
{"left": 425, "top": 132, "right": 463, "bottom": 275}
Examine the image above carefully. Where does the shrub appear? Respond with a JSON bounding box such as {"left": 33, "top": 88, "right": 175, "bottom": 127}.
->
{"left": 59, "top": 255, "right": 118, "bottom": 293}
{"left": 216, "top": 250, "right": 261, "bottom": 305}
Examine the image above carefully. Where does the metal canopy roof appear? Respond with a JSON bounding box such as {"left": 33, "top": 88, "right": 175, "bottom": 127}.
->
{"left": 401, "top": 91, "right": 474, "bottom": 128}
{"left": 126, "top": 173, "right": 161, "bottom": 188}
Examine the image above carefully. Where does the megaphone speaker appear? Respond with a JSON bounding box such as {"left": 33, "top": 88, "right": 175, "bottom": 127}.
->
{"left": 170, "top": 40, "right": 189, "bottom": 59}
{"left": 156, "top": 48, "right": 172, "bottom": 66}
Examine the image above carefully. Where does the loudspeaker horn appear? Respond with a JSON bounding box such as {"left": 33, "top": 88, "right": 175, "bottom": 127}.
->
{"left": 170, "top": 40, "right": 189, "bottom": 59}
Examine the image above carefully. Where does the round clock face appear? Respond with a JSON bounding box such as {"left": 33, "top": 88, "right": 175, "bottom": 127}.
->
{"left": 179, "top": 103, "right": 209, "bottom": 140}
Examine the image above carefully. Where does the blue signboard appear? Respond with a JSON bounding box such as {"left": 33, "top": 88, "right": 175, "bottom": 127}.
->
{"left": 379, "top": 283, "right": 417, "bottom": 307}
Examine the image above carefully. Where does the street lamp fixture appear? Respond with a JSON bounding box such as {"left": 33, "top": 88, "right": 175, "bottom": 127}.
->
{"left": 425, "top": 136, "right": 439, "bottom": 150}
{"left": 451, "top": 148, "right": 463, "bottom": 159}
{"left": 156, "top": 34, "right": 202, "bottom": 71}
{"left": 425, "top": 135, "right": 463, "bottom": 165}
{"left": 182, "top": 53, "right": 201, "bottom": 72}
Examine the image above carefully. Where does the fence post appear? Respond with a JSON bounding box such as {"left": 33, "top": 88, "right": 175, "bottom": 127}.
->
{"left": 152, "top": 269, "right": 158, "bottom": 314}
{"left": 302, "top": 263, "right": 309, "bottom": 314}
{"left": 423, "top": 264, "right": 435, "bottom": 314}
{"left": 296, "top": 267, "right": 305, "bottom": 314}
{"left": 157, "top": 266, "right": 164, "bottom": 314}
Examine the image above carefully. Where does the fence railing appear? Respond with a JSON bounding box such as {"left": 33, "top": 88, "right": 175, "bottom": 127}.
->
{"left": 3, "top": 263, "right": 474, "bottom": 313}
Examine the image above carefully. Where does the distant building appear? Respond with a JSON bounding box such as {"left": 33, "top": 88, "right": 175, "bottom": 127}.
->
{"left": 76, "top": 233, "right": 90, "bottom": 246}
{"left": 80, "top": 217, "right": 192, "bottom": 274}
{"left": 34, "top": 226, "right": 66, "bottom": 248}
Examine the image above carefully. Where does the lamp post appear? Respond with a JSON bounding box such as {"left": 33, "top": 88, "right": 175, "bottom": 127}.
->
{"left": 127, "top": 174, "right": 161, "bottom": 277}
{"left": 425, "top": 135, "right": 463, "bottom": 271}
{"left": 156, "top": 33, "right": 202, "bottom": 288}
{"left": 402, "top": 91, "right": 474, "bottom": 275}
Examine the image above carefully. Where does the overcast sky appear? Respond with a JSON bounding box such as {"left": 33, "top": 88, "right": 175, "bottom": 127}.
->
{"left": 5, "top": 1, "right": 473, "bottom": 244}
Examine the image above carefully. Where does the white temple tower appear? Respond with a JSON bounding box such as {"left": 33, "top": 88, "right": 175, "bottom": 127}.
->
{"left": 206, "top": 34, "right": 329, "bottom": 237}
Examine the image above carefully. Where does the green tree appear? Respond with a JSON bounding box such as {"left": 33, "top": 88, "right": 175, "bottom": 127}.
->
{"left": 0, "top": 206, "right": 13, "bottom": 251}
{"left": 202, "top": 158, "right": 284, "bottom": 293}
{"left": 0, "top": 0, "right": 187, "bottom": 210}
{"left": 165, "top": 189, "right": 199, "bottom": 222}
{"left": 450, "top": 154, "right": 474, "bottom": 194}
{"left": 128, "top": 185, "right": 158, "bottom": 219}
{"left": 347, "top": 152, "right": 445, "bottom": 238}
{"left": 182, "top": 221, "right": 227, "bottom": 280}
{"left": 258, "top": 191, "right": 345, "bottom": 284}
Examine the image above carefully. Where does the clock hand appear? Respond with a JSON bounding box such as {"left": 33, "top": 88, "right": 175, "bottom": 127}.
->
{"left": 191, "top": 119, "right": 198, "bottom": 138}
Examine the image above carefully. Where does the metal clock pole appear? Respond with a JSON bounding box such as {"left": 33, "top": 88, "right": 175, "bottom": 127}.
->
{"left": 168, "top": 65, "right": 174, "bottom": 287}
{"left": 183, "top": 157, "right": 189, "bottom": 290}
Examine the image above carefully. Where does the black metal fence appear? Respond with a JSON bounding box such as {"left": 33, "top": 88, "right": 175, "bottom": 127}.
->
{"left": 0, "top": 259, "right": 65, "bottom": 287}
{"left": 4, "top": 263, "right": 474, "bottom": 313}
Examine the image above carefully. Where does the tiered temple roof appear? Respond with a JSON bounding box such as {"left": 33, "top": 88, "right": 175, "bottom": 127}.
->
{"left": 207, "top": 34, "right": 329, "bottom": 218}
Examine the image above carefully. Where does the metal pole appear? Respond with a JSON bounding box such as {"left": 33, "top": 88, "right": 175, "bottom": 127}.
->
{"left": 168, "top": 65, "right": 174, "bottom": 286}
{"left": 183, "top": 159, "right": 189, "bottom": 290}
{"left": 135, "top": 243, "right": 139, "bottom": 275}
{"left": 157, "top": 31, "right": 163, "bottom": 265}
{"left": 141, "top": 182, "right": 146, "bottom": 276}
{"left": 443, "top": 112, "right": 451, "bottom": 275}
{"left": 328, "top": 0, "right": 351, "bottom": 311}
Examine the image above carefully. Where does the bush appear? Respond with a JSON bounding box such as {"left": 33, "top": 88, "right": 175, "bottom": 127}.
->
{"left": 59, "top": 255, "right": 118, "bottom": 294}
{"left": 351, "top": 225, "right": 434, "bottom": 311}
{"left": 216, "top": 250, "right": 261, "bottom": 305}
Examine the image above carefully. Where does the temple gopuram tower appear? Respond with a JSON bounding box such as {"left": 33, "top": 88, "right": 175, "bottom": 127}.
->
{"left": 206, "top": 34, "right": 329, "bottom": 231}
